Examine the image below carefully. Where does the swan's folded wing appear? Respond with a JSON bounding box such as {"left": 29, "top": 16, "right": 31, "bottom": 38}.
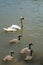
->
{"left": 11, "top": 25, "right": 21, "bottom": 30}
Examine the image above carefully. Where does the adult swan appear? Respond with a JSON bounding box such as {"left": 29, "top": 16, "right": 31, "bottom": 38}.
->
{"left": 3, "top": 16, "right": 24, "bottom": 32}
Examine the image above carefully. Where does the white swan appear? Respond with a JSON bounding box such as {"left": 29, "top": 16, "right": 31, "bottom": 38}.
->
{"left": 3, "top": 50, "right": 14, "bottom": 62}
{"left": 3, "top": 27, "right": 17, "bottom": 32}
{"left": 24, "top": 50, "right": 33, "bottom": 61}
{"left": 20, "top": 42, "right": 33, "bottom": 54}
{"left": 9, "top": 34, "right": 22, "bottom": 44}
{"left": 3, "top": 16, "right": 24, "bottom": 32}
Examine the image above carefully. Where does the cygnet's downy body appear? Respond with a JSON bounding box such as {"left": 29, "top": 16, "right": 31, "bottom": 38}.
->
{"left": 20, "top": 42, "right": 33, "bottom": 54}
{"left": 24, "top": 50, "right": 33, "bottom": 61}
{"left": 9, "top": 35, "right": 22, "bottom": 44}
{"left": 3, "top": 50, "right": 14, "bottom": 62}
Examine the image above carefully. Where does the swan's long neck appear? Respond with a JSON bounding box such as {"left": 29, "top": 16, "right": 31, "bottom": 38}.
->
{"left": 21, "top": 19, "right": 23, "bottom": 28}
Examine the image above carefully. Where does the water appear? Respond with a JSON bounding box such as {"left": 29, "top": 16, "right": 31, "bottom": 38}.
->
{"left": 0, "top": 0, "right": 43, "bottom": 65}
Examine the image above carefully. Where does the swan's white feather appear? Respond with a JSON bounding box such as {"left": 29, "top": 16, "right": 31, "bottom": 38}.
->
{"left": 11, "top": 25, "right": 21, "bottom": 30}
{"left": 3, "top": 25, "right": 21, "bottom": 32}
{"left": 3, "top": 27, "right": 17, "bottom": 32}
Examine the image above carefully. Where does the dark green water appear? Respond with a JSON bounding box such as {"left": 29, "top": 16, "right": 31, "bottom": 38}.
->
{"left": 0, "top": 0, "right": 43, "bottom": 65}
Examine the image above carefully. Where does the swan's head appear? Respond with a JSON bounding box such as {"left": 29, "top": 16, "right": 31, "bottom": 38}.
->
{"left": 10, "top": 50, "right": 14, "bottom": 56}
{"left": 20, "top": 16, "right": 24, "bottom": 20}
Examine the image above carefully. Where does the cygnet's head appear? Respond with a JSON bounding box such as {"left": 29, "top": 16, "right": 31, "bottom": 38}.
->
{"left": 28, "top": 42, "right": 33, "bottom": 49}
{"left": 18, "top": 34, "right": 22, "bottom": 40}
{"left": 29, "top": 42, "right": 33, "bottom": 46}
{"left": 31, "top": 49, "right": 33, "bottom": 53}
{"left": 10, "top": 50, "right": 14, "bottom": 56}
{"left": 18, "top": 34, "right": 22, "bottom": 37}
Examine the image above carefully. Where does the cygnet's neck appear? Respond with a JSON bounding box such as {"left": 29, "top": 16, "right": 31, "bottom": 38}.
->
{"left": 10, "top": 50, "right": 14, "bottom": 56}
{"left": 29, "top": 44, "right": 31, "bottom": 49}
{"left": 11, "top": 53, "right": 13, "bottom": 56}
{"left": 30, "top": 50, "right": 33, "bottom": 56}
{"left": 18, "top": 36, "right": 21, "bottom": 40}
